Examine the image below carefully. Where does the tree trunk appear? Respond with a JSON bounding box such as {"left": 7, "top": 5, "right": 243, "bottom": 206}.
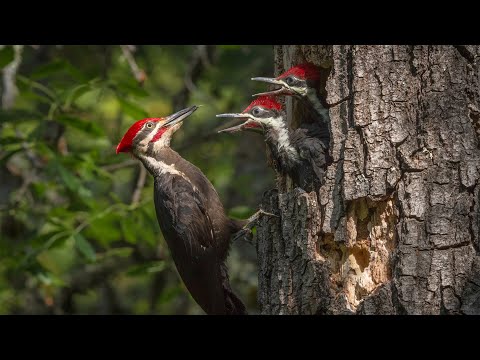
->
{"left": 256, "top": 45, "right": 480, "bottom": 315}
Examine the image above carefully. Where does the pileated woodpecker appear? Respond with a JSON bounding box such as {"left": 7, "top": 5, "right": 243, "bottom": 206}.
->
{"left": 252, "top": 63, "right": 333, "bottom": 164}
{"left": 217, "top": 96, "right": 328, "bottom": 192}
{"left": 252, "top": 63, "right": 329, "bottom": 125}
{"left": 116, "top": 106, "right": 247, "bottom": 315}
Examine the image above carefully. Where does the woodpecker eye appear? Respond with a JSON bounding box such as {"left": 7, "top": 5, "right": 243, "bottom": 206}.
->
{"left": 146, "top": 122, "right": 154, "bottom": 129}
{"left": 252, "top": 107, "right": 261, "bottom": 116}
{"left": 285, "top": 76, "right": 295, "bottom": 86}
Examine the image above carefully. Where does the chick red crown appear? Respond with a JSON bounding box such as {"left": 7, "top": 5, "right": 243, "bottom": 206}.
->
{"left": 243, "top": 95, "right": 282, "bottom": 113}
{"left": 277, "top": 63, "right": 320, "bottom": 82}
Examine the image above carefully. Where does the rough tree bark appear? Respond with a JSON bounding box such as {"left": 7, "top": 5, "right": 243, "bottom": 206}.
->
{"left": 256, "top": 45, "right": 480, "bottom": 315}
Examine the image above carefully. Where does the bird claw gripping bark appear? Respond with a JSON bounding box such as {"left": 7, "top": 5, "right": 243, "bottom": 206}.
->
{"left": 246, "top": 209, "right": 279, "bottom": 224}
{"left": 232, "top": 228, "right": 255, "bottom": 245}
{"left": 232, "top": 209, "right": 279, "bottom": 245}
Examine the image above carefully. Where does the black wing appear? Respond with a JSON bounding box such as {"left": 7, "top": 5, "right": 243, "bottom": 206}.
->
{"left": 292, "top": 126, "right": 329, "bottom": 189}
{"left": 154, "top": 174, "right": 226, "bottom": 315}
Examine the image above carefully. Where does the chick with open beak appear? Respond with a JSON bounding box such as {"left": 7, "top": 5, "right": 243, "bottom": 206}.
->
{"left": 216, "top": 96, "right": 281, "bottom": 134}
{"left": 251, "top": 63, "right": 321, "bottom": 98}
{"left": 217, "top": 95, "right": 328, "bottom": 193}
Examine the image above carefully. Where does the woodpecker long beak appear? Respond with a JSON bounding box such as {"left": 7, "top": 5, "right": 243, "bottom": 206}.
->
{"left": 251, "top": 77, "right": 292, "bottom": 97}
{"left": 216, "top": 113, "right": 249, "bottom": 133}
{"left": 217, "top": 123, "right": 246, "bottom": 134}
{"left": 215, "top": 113, "right": 249, "bottom": 119}
{"left": 163, "top": 105, "right": 199, "bottom": 127}
{"left": 251, "top": 77, "right": 283, "bottom": 86}
{"left": 216, "top": 114, "right": 264, "bottom": 134}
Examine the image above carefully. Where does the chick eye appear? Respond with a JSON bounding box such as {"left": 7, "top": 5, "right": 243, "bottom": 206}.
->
{"left": 285, "top": 76, "right": 295, "bottom": 85}
{"left": 252, "top": 107, "right": 261, "bottom": 116}
{"left": 146, "top": 122, "right": 153, "bottom": 129}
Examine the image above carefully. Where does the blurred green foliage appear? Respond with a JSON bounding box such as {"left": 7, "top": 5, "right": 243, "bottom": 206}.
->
{"left": 0, "top": 45, "right": 274, "bottom": 314}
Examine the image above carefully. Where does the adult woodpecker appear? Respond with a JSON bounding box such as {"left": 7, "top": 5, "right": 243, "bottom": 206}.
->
{"left": 252, "top": 63, "right": 329, "bottom": 127}
{"left": 217, "top": 96, "right": 328, "bottom": 192}
{"left": 116, "top": 105, "right": 247, "bottom": 315}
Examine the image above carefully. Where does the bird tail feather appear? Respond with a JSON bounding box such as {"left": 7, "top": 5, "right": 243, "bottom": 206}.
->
{"left": 220, "top": 263, "right": 248, "bottom": 315}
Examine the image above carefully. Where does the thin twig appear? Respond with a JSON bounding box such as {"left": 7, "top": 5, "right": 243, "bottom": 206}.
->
{"left": 120, "top": 45, "right": 146, "bottom": 84}
{"left": 2, "top": 45, "right": 24, "bottom": 109}
{"left": 173, "top": 45, "right": 216, "bottom": 110}
{"left": 131, "top": 164, "right": 147, "bottom": 205}
{"left": 197, "top": 45, "right": 212, "bottom": 68}
{"left": 15, "top": 129, "right": 43, "bottom": 168}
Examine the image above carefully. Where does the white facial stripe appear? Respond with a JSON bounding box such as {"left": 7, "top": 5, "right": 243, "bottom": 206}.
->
{"left": 291, "top": 85, "right": 307, "bottom": 96}
{"left": 152, "top": 123, "right": 182, "bottom": 154}
{"left": 137, "top": 122, "right": 162, "bottom": 151}
{"left": 306, "top": 88, "right": 328, "bottom": 116}
{"left": 280, "top": 78, "right": 307, "bottom": 96}
{"left": 258, "top": 115, "right": 283, "bottom": 127}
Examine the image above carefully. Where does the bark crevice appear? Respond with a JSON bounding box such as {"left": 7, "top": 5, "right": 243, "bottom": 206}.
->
{"left": 257, "top": 45, "right": 480, "bottom": 315}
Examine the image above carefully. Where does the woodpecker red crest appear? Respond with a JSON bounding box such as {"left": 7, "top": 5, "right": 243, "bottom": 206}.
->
{"left": 116, "top": 106, "right": 198, "bottom": 154}
{"left": 242, "top": 95, "right": 282, "bottom": 113}
{"left": 116, "top": 118, "right": 162, "bottom": 153}
{"left": 277, "top": 63, "right": 320, "bottom": 82}
{"left": 216, "top": 96, "right": 284, "bottom": 134}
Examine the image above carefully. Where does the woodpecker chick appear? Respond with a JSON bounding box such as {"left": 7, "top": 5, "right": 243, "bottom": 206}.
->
{"left": 217, "top": 96, "right": 327, "bottom": 192}
{"left": 117, "top": 106, "right": 247, "bottom": 315}
{"left": 252, "top": 63, "right": 329, "bottom": 126}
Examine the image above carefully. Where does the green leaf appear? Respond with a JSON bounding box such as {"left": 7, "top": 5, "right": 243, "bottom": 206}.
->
{"left": 37, "top": 272, "right": 53, "bottom": 286}
{"left": 29, "top": 59, "right": 69, "bottom": 80}
{"left": 29, "top": 231, "right": 66, "bottom": 248}
{"left": 228, "top": 205, "right": 253, "bottom": 219}
{"left": 36, "top": 246, "right": 74, "bottom": 277}
{"left": 0, "top": 136, "right": 23, "bottom": 145}
{"left": 103, "top": 247, "right": 133, "bottom": 258}
{"left": 0, "top": 109, "right": 43, "bottom": 123}
{"left": 157, "top": 285, "right": 184, "bottom": 305}
{"left": 84, "top": 212, "right": 122, "bottom": 246}
{"left": 56, "top": 115, "right": 104, "bottom": 137}
{"left": 0, "top": 46, "right": 14, "bottom": 68}
{"left": 117, "top": 98, "right": 149, "bottom": 119}
{"left": 17, "top": 75, "right": 57, "bottom": 101}
{"left": 55, "top": 161, "right": 80, "bottom": 192}
{"left": 0, "top": 148, "right": 23, "bottom": 165}
{"left": 74, "top": 233, "right": 96, "bottom": 262}
{"left": 77, "top": 186, "right": 93, "bottom": 200}
{"left": 62, "top": 84, "right": 91, "bottom": 108}
{"left": 48, "top": 216, "right": 70, "bottom": 230}
{"left": 31, "top": 182, "right": 47, "bottom": 197}
{"left": 113, "top": 80, "right": 149, "bottom": 98}
{"left": 53, "top": 160, "right": 91, "bottom": 196}
{"left": 63, "top": 62, "right": 89, "bottom": 82}
{"left": 36, "top": 271, "right": 66, "bottom": 287}
{"left": 147, "top": 263, "right": 166, "bottom": 273}
{"left": 121, "top": 216, "right": 138, "bottom": 244}
{"left": 126, "top": 261, "right": 165, "bottom": 277}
